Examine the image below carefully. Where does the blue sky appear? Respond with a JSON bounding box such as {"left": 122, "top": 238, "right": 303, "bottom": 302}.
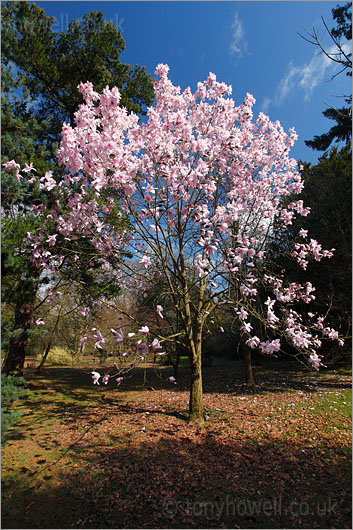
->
{"left": 37, "top": 1, "right": 351, "bottom": 165}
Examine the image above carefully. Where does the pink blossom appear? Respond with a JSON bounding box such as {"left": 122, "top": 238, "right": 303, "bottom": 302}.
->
{"left": 246, "top": 336, "right": 260, "bottom": 349}
{"left": 3, "top": 160, "right": 20, "bottom": 172}
{"left": 22, "top": 162, "right": 35, "bottom": 173}
{"left": 136, "top": 342, "right": 149, "bottom": 356}
{"left": 156, "top": 305, "right": 164, "bottom": 319}
{"left": 139, "top": 326, "right": 149, "bottom": 337}
{"left": 309, "top": 353, "right": 323, "bottom": 371}
{"left": 140, "top": 255, "right": 151, "bottom": 268}
{"left": 35, "top": 318, "right": 45, "bottom": 325}
{"left": 241, "top": 322, "right": 252, "bottom": 333}
{"left": 116, "top": 377, "right": 124, "bottom": 385}
{"left": 46, "top": 235, "right": 57, "bottom": 246}
{"left": 168, "top": 376, "right": 177, "bottom": 384}
{"left": 111, "top": 328, "right": 124, "bottom": 344}
{"left": 150, "top": 338, "right": 162, "bottom": 351}
{"left": 260, "top": 339, "right": 281, "bottom": 354}
{"left": 238, "top": 307, "right": 248, "bottom": 320}
{"left": 91, "top": 371, "right": 101, "bottom": 385}
{"left": 102, "top": 375, "right": 110, "bottom": 385}
{"left": 93, "top": 329, "right": 108, "bottom": 350}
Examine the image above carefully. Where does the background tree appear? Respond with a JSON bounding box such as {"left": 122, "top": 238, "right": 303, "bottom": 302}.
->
{"left": 268, "top": 144, "right": 351, "bottom": 364}
{"left": 1, "top": 1, "right": 154, "bottom": 374}
{"left": 2, "top": 2, "right": 154, "bottom": 147}
{"left": 300, "top": 2, "right": 352, "bottom": 151}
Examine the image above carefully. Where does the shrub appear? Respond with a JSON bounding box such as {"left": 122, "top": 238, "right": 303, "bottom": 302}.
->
{"left": 1, "top": 374, "right": 27, "bottom": 442}
{"left": 36, "top": 346, "right": 73, "bottom": 366}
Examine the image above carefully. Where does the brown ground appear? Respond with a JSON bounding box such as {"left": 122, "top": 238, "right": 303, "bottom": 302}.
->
{"left": 1, "top": 358, "right": 351, "bottom": 528}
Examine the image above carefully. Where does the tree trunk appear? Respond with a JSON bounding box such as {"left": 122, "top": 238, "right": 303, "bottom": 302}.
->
{"left": 2, "top": 276, "right": 38, "bottom": 375}
{"left": 188, "top": 335, "right": 204, "bottom": 424}
{"left": 36, "top": 340, "right": 52, "bottom": 373}
{"left": 36, "top": 308, "right": 62, "bottom": 373}
{"left": 243, "top": 344, "right": 255, "bottom": 387}
{"left": 172, "top": 343, "right": 182, "bottom": 378}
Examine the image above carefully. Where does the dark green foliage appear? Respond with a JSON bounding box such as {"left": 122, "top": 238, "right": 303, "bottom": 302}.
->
{"left": 272, "top": 145, "right": 351, "bottom": 363}
{"left": 332, "top": 3, "right": 352, "bottom": 43}
{"left": 305, "top": 106, "right": 351, "bottom": 151}
{"left": 2, "top": 2, "right": 154, "bottom": 145}
{"left": 297, "top": 146, "right": 352, "bottom": 341}
{"left": 1, "top": 374, "right": 27, "bottom": 442}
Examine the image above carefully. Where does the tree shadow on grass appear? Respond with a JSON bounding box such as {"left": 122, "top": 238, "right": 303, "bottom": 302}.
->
{"left": 24, "top": 360, "right": 351, "bottom": 400}
{"left": 2, "top": 434, "right": 351, "bottom": 529}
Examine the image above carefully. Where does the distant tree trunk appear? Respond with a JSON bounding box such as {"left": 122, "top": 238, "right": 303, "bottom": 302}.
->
{"left": 172, "top": 344, "right": 182, "bottom": 378}
{"left": 36, "top": 309, "right": 62, "bottom": 373}
{"left": 243, "top": 344, "right": 255, "bottom": 387}
{"left": 2, "top": 273, "right": 39, "bottom": 375}
{"left": 36, "top": 340, "right": 52, "bottom": 374}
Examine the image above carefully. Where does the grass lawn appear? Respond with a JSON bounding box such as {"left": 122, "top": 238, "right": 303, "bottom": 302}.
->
{"left": 1, "top": 357, "right": 351, "bottom": 528}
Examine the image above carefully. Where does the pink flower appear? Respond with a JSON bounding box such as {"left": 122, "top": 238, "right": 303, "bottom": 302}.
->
{"left": 150, "top": 338, "right": 162, "bottom": 351}
{"left": 241, "top": 322, "right": 252, "bottom": 333}
{"left": 23, "top": 162, "right": 35, "bottom": 173}
{"left": 3, "top": 160, "right": 20, "bottom": 172}
{"left": 91, "top": 371, "right": 101, "bottom": 385}
{"left": 260, "top": 339, "right": 281, "bottom": 354}
{"left": 168, "top": 376, "right": 177, "bottom": 384}
{"left": 246, "top": 336, "right": 260, "bottom": 349}
{"left": 219, "top": 327, "right": 224, "bottom": 333}
{"left": 102, "top": 375, "right": 110, "bottom": 385}
{"left": 139, "top": 326, "right": 149, "bottom": 337}
{"left": 46, "top": 234, "right": 57, "bottom": 246}
{"left": 156, "top": 305, "right": 164, "bottom": 319}
{"left": 35, "top": 318, "right": 45, "bottom": 325}
{"left": 137, "top": 342, "right": 149, "bottom": 356}
{"left": 111, "top": 328, "right": 124, "bottom": 344}
{"left": 93, "top": 329, "right": 108, "bottom": 350}
{"left": 116, "top": 377, "right": 123, "bottom": 385}
{"left": 238, "top": 307, "right": 248, "bottom": 320}
{"left": 140, "top": 255, "right": 151, "bottom": 268}
{"left": 309, "top": 353, "right": 323, "bottom": 371}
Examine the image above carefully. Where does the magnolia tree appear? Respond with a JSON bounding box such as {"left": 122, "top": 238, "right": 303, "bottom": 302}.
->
{"left": 7, "top": 64, "right": 343, "bottom": 423}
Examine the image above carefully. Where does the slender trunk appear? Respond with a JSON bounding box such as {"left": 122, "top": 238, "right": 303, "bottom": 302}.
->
{"left": 36, "top": 309, "right": 62, "bottom": 373}
{"left": 243, "top": 344, "right": 255, "bottom": 387}
{"left": 172, "top": 343, "right": 182, "bottom": 378}
{"left": 188, "top": 331, "right": 204, "bottom": 424}
{"left": 2, "top": 276, "right": 38, "bottom": 375}
{"left": 36, "top": 340, "right": 52, "bottom": 374}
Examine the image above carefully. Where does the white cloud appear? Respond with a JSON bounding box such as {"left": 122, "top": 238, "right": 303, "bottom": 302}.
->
{"left": 229, "top": 13, "right": 248, "bottom": 58}
{"left": 261, "top": 97, "right": 272, "bottom": 114}
{"left": 262, "top": 44, "right": 349, "bottom": 111}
